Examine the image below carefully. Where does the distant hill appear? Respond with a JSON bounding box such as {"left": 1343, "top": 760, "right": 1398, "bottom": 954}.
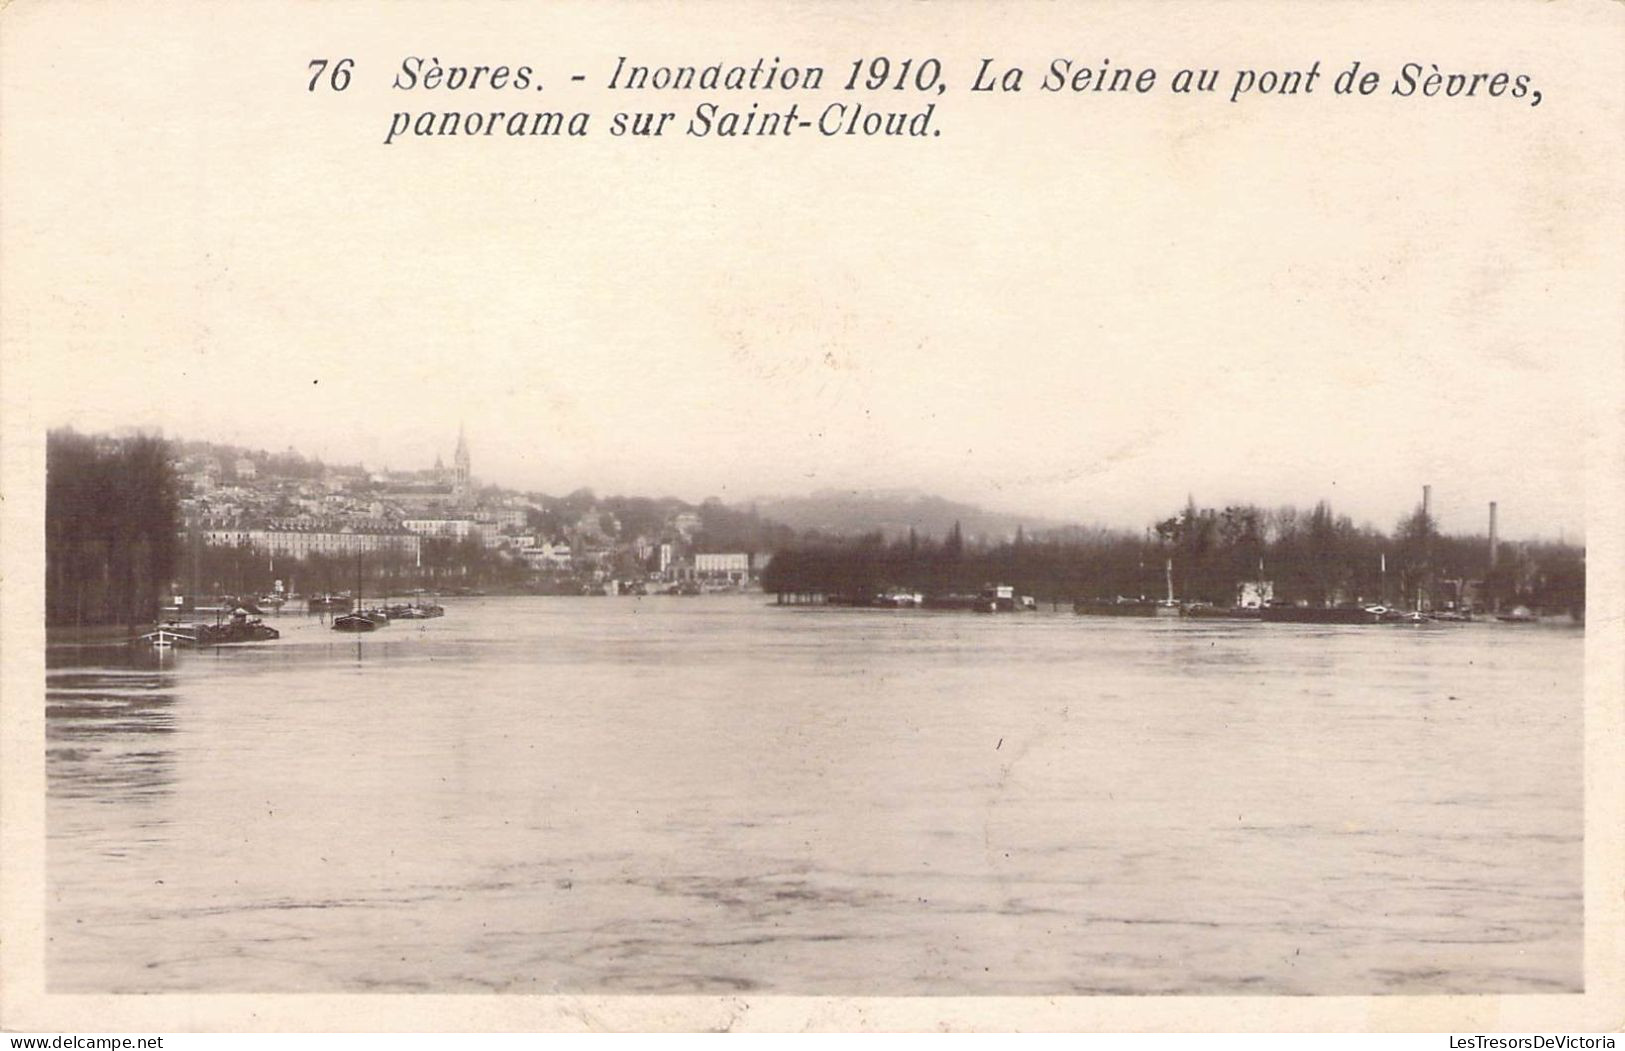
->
{"left": 750, "top": 489, "right": 1061, "bottom": 544}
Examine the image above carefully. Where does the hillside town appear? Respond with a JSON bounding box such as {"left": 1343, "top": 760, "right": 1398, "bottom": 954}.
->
{"left": 159, "top": 425, "right": 780, "bottom": 600}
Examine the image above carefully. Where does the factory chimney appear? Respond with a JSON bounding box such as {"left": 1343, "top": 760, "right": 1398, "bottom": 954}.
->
{"left": 1489, "top": 501, "right": 1500, "bottom": 569}
{"left": 1422, "top": 484, "right": 1432, "bottom": 522}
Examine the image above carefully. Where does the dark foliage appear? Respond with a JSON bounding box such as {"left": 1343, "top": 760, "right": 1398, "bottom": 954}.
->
{"left": 762, "top": 497, "right": 1585, "bottom": 613}
{"left": 46, "top": 430, "right": 180, "bottom": 626}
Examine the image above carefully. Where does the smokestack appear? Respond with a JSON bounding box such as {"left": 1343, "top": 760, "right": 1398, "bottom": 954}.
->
{"left": 1422, "top": 484, "right": 1432, "bottom": 521}
{"left": 1489, "top": 501, "right": 1500, "bottom": 568}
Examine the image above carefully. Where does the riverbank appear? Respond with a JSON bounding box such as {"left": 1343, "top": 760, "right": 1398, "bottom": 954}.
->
{"left": 45, "top": 624, "right": 152, "bottom": 646}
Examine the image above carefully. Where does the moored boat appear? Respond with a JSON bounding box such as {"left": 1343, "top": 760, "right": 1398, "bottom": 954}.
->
{"left": 139, "top": 610, "right": 280, "bottom": 647}
{"left": 332, "top": 556, "right": 387, "bottom": 632}
{"left": 138, "top": 624, "right": 203, "bottom": 648}
{"left": 1078, "top": 558, "right": 1181, "bottom": 617}
{"left": 385, "top": 600, "right": 445, "bottom": 619}
{"left": 921, "top": 593, "right": 982, "bottom": 611}
{"left": 1075, "top": 598, "right": 1177, "bottom": 617}
{"left": 201, "top": 611, "right": 281, "bottom": 644}
{"left": 308, "top": 594, "right": 353, "bottom": 614}
{"left": 973, "top": 585, "right": 1031, "bottom": 613}
{"left": 1259, "top": 604, "right": 1387, "bottom": 625}
{"left": 1180, "top": 604, "right": 1263, "bottom": 620}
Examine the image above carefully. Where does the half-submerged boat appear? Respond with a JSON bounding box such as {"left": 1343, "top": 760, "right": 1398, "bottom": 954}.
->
{"left": 970, "top": 585, "right": 1033, "bottom": 613}
{"left": 204, "top": 609, "right": 282, "bottom": 643}
{"left": 139, "top": 624, "right": 202, "bottom": 648}
{"left": 1074, "top": 598, "right": 1180, "bottom": 617}
{"left": 1077, "top": 558, "right": 1181, "bottom": 617}
{"left": 1259, "top": 604, "right": 1388, "bottom": 625}
{"left": 332, "top": 611, "right": 377, "bottom": 632}
{"left": 1180, "top": 603, "right": 1263, "bottom": 620}
{"left": 333, "top": 557, "right": 386, "bottom": 632}
{"left": 138, "top": 610, "right": 280, "bottom": 647}
{"left": 385, "top": 600, "right": 445, "bottom": 619}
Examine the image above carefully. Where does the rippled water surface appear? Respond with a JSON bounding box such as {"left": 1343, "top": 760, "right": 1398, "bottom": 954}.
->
{"left": 47, "top": 596, "right": 1583, "bottom": 994}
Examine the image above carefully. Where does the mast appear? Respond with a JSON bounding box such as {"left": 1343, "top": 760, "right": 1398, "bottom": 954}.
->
{"left": 189, "top": 520, "right": 201, "bottom": 611}
{"left": 1140, "top": 526, "right": 1149, "bottom": 601}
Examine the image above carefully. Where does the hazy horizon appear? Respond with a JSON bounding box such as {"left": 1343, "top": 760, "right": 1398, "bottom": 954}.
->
{"left": 57, "top": 416, "right": 1581, "bottom": 543}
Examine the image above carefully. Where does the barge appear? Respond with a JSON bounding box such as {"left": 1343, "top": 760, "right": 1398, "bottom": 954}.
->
{"left": 1074, "top": 599, "right": 1180, "bottom": 618}
{"left": 1259, "top": 605, "right": 1388, "bottom": 625}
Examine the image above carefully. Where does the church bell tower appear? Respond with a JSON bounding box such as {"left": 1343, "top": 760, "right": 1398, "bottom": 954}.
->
{"left": 453, "top": 423, "right": 471, "bottom": 496}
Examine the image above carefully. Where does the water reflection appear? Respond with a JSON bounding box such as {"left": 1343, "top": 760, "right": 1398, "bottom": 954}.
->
{"left": 44, "top": 598, "right": 1584, "bottom": 995}
{"left": 48, "top": 652, "right": 179, "bottom": 804}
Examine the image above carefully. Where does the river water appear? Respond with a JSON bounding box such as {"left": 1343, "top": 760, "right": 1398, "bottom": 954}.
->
{"left": 45, "top": 595, "right": 1582, "bottom": 995}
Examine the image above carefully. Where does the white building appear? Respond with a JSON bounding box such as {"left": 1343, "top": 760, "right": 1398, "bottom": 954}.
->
{"left": 695, "top": 552, "right": 751, "bottom": 580}
{"left": 202, "top": 525, "right": 253, "bottom": 547}
{"left": 475, "top": 507, "right": 530, "bottom": 532}
{"left": 520, "top": 542, "right": 572, "bottom": 569}
{"left": 401, "top": 518, "right": 482, "bottom": 541}
{"left": 1237, "top": 580, "right": 1275, "bottom": 608}
{"left": 197, "top": 522, "right": 421, "bottom": 562}
{"left": 256, "top": 524, "right": 418, "bottom": 561}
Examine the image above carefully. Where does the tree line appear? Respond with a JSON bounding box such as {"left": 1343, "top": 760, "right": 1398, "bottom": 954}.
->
{"left": 183, "top": 536, "right": 536, "bottom": 598}
{"left": 761, "top": 498, "right": 1586, "bottom": 615}
{"left": 47, "top": 429, "right": 180, "bottom": 627}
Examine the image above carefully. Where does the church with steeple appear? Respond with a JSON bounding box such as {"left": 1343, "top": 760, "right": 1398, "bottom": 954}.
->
{"left": 377, "top": 425, "right": 474, "bottom": 514}
{"left": 453, "top": 423, "right": 471, "bottom": 497}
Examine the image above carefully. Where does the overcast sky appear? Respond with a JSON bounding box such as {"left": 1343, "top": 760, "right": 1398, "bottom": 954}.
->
{"left": 8, "top": 5, "right": 1610, "bottom": 542}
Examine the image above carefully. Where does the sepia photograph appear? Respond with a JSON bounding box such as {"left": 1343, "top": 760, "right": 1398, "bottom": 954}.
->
{"left": 2, "top": 0, "right": 1622, "bottom": 1037}
{"left": 36, "top": 432, "right": 1587, "bottom": 999}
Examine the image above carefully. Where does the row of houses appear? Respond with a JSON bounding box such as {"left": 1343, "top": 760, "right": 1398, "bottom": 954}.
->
{"left": 188, "top": 514, "right": 584, "bottom": 570}
{"left": 185, "top": 509, "right": 771, "bottom": 584}
{"left": 194, "top": 521, "right": 423, "bottom": 561}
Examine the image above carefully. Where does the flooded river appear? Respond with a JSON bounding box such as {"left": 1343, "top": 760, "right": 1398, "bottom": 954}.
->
{"left": 46, "top": 596, "right": 1582, "bottom": 994}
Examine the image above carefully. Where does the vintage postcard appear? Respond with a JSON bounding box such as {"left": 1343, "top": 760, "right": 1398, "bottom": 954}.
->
{"left": 1, "top": 0, "right": 1621, "bottom": 1035}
